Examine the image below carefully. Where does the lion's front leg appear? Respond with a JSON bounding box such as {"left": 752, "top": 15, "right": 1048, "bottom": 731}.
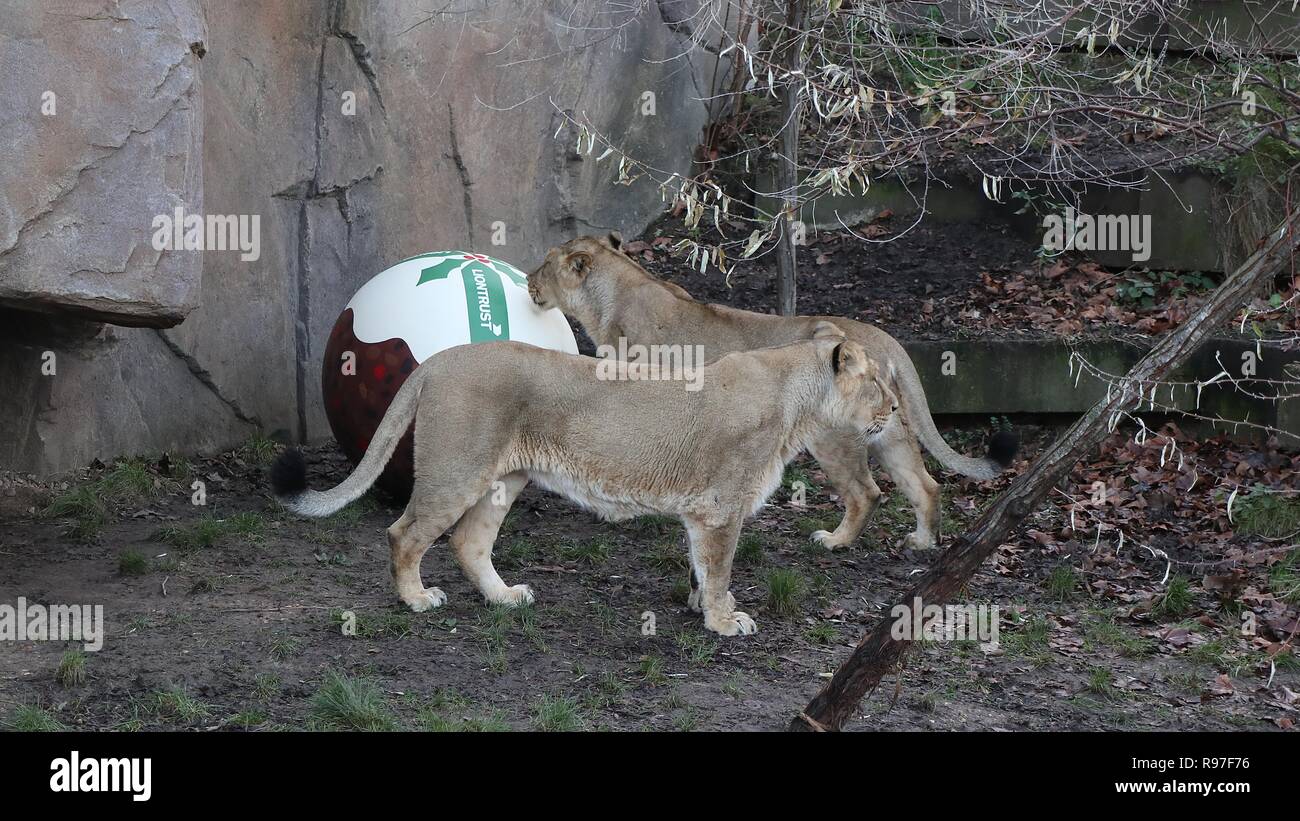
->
{"left": 808, "top": 431, "right": 881, "bottom": 550}
{"left": 450, "top": 471, "right": 535, "bottom": 606}
{"left": 869, "top": 420, "right": 941, "bottom": 550}
{"left": 684, "top": 517, "right": 755, "bottom": 637}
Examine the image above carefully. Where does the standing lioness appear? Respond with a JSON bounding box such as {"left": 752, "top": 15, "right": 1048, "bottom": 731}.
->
{"left": 529, "top": 234, "right": 1018, "bottom": 550}
{"left": 272, "top": 338, "right": 895, "bottom": 636}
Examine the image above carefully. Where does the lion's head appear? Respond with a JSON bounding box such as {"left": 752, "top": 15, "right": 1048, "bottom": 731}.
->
{"left": 528, "top": 232, "right": 631, "bottom": 312}
{"left": 816, "top": 327, "right": 899, "bottom": 441}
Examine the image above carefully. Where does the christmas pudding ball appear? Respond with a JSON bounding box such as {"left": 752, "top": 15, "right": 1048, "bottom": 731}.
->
{"left": 322, "top": 251, "right": 578, "bottom": 497}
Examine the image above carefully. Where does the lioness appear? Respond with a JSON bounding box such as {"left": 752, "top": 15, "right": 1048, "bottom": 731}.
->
{"left": 528, "top": 233, "right": 1018, "bottom": 550}
{"left": 272, "top": 338, "right": 896, "bottom": 636}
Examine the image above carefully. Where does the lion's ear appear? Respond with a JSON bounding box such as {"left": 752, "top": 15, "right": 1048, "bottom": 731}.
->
{"left": 566, "top": 251, "right": 593, "bottom": 279}
{"left": 607, "top": 230, "right": 623, "bottom": 251}
{"left": 831, "top": 339, "right": 870, "bottom": 378}
{"left": 813, "top": 320, "right": 846, "bottom": 340}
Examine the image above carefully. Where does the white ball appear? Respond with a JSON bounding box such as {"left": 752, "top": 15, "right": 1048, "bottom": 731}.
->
{"left": 347, "top": 250, "right": 577, "bottom": 361}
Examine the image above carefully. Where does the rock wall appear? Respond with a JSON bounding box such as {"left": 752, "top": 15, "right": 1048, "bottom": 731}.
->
{"left": 0, "top": 0, "right": 715, "bottom": 475}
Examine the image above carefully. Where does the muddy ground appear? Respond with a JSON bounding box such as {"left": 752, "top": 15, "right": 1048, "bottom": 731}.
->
{"left": 2, "top": 423, "right": 1296, "bottom": 732}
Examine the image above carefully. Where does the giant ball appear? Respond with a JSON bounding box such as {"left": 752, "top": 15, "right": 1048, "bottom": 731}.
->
{"left": 322, "top": 251, "right": 578, "bottom": 497}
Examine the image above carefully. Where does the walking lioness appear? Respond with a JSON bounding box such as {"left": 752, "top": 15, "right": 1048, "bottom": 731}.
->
{"left": 272, "top": 338, "right": 896, "bottom": 636}
{"left": 528, "top": 233, "right": 1018, "bottom": 550}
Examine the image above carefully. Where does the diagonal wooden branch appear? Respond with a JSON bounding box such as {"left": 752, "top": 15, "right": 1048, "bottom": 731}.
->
{"left": 790, "top": 207, "right": 1300, "bottom": 732}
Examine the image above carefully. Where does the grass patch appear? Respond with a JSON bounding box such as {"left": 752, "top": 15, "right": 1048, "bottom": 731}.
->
{"left": 43, "top": 486, "right": 109, "bottom": 541}
{"left": 1234, "top": 487, "right": 1300, "bottom": 539}
{"left": 241, "top": 431, "right": 280, "bottom": 466}
{"left": 230, "top": 709, "right": 268, "bottom": 729}
{"left": 43, "top": 457, "right": 168, "bottom": 540}
{"left": 638, "top": 654, "right": 668, "bottom": 687}
{"left": 101, "top": 458, "right": 158, "bottom": 499}
{"left": 417, "top": 689, "right": 510, "bottom": 731}
{"left": 496, "top": 537, "right": 540, "bottom": 570}
{"left": 118, "top": 548, "right": 150, "bottom": 576}
{"left": 783, "top": 465, "right": 819, "bottom": 496}
{"left": 1188, "top": 638, "right": 1232, "bottom": 669}
{"left": 1083, "top": 614, "right": 1153, "bottom": 658}
{"left": 56, "top": 650, "right": 87, "bottom": 687}
{"left": 722, "top": 673, "right": 745, "bottom": 699}
{"left": 588, "top": 671, "right": 629, "bottom": 709}
{"left": 474, "top": 603, "right": 546, "bottom": 668}
{"left": 1085, "top": 666, "right": 1122, "bottom": 701}
{"left": 623, "top": 515, "right": 679, "bottom": 537}
{"left": 647, "top": 539, "right": 688, "bottom": 573}
{"left": 1270, "top": 648, "right": 1300, "bottom": 672}
{"left": 735, "top": 533, "right": 765, "bottom": 566}
{"left": 675, "top": 630, "right": 718, "bottom": 665}
{"left": 764, "top": 568, "right": 806, "bottom": 617}
{"left": 673, "top": 708, "right": 699, "bottom": 732}
{"left": 531, "top": 694, "right": 583, "bottom": 731}
{"left": 795, "top": 514, "right": 836, "bottom": 538}
{"left": 253, "top": 673, "right": 282, "bottom": 700}
{"left": 1045, "top": 564, "right": 1079, "bottom": 601}
{"left": 1005, "top": 615, "right": 1052, "bottom": 663}
{"left": 420, "top": 707, "right": 510, "bottom": 732}
{"left": 1267, "top": 549, "right": 1300, "bottom": 605}
{"left": 669, "top": 578, "right": 691, "bottom": 605}
{"left": 4, "top": 704, "right": 67, "bottom": 731}
{"left": 560, "top": 538, "right": 614, "bottom": 566}
{"left": 269, "top": 636, "right": 302, "bottom": 660}
{"left": 153, "top": 686, "right": 211, "bottom": 724}
{"left": 1152, "top": 576, "right": 1195, "bottom": 619}
{"left": 805, "top": 621, "right": 838, "bottom": 645}
{"left": 309, "top": 670, "right": 395, "bottom": 731}
{"left": 331, "top": 608, "right": 414, "bottom": 640}
{"left": 588, "top": 601, "right": 619, "bottom": 636}
{"left": 156, "top": 512, "right": 265, "bottom": 550}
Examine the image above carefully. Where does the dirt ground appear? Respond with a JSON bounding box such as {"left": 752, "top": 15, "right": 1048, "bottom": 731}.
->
{"left": 2, "top": 422, "right": 1297, "bottom": 732}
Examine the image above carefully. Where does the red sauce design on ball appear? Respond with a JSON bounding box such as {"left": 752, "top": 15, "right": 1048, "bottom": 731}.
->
{"left": 322, "top": 308, "right": 420, "bottom": 499}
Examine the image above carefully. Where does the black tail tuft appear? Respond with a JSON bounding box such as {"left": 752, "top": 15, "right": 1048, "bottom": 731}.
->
{"left": 987, "top": 429, "right": 1019, "bottom": 469}
{"left": 270, "top": 448, "right": 308, "bottom": 497}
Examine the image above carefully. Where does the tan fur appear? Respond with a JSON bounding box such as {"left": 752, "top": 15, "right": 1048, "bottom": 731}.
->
{"left": 276, "top": 339, "right": 893, "bottom": 637}
{"left": 529, "top": 234, "right": 1010, "bottom": 550}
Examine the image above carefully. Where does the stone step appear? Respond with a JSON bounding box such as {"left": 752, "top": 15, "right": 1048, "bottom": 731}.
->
{"left": 905, "top": 335, "right": 1300, "bottom": 445}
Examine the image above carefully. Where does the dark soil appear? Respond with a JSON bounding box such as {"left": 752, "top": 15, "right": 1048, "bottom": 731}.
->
{"left": 2, "top": 428, "right": 1296, "bottom": 732}
{"left": 639, "top": 216, "right": 1039, "bottom": 342}
{"left": 628, "top": 215, "right": 1297, "bottom": 343}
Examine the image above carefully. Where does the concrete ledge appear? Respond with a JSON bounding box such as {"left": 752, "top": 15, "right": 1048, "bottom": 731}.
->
{"left": 905, "top": 336, "right": 1300, "bottom": 444}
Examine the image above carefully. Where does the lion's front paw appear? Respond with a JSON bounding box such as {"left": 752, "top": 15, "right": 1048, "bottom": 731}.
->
{"left": 403, "top": 587, "right": 448, "bottom": 612}
{"left": 705, "top": 610, "right": 757, "bottom": 637}
{"left": 898, "top": 531, "right": 936, "bottom": 550}
{"left": 810, "top": 529, "right": 852, "bottom": 550}
{"left": 687, "top": 588, "right": 734, "bottom": 614}
{"left": 488, "top": 583, "right": 535, "bottom": 607}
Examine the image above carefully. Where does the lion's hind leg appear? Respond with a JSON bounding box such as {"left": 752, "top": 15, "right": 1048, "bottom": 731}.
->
{"left": 388, "top": 506, "right": 458, "bottom": 613}
{"left": 450, "top": 471, "right": 534, "bottom": 607}
{"left": 389, "top": 472, "right": 500, "bottom": 612}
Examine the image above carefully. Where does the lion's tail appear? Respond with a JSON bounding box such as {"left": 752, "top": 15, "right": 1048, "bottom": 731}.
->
{"left": 886, "top": 342, "right": 1018, "bottom": 480}
{"left": 271, "top": 367, "right": 426, "bottom": 517}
